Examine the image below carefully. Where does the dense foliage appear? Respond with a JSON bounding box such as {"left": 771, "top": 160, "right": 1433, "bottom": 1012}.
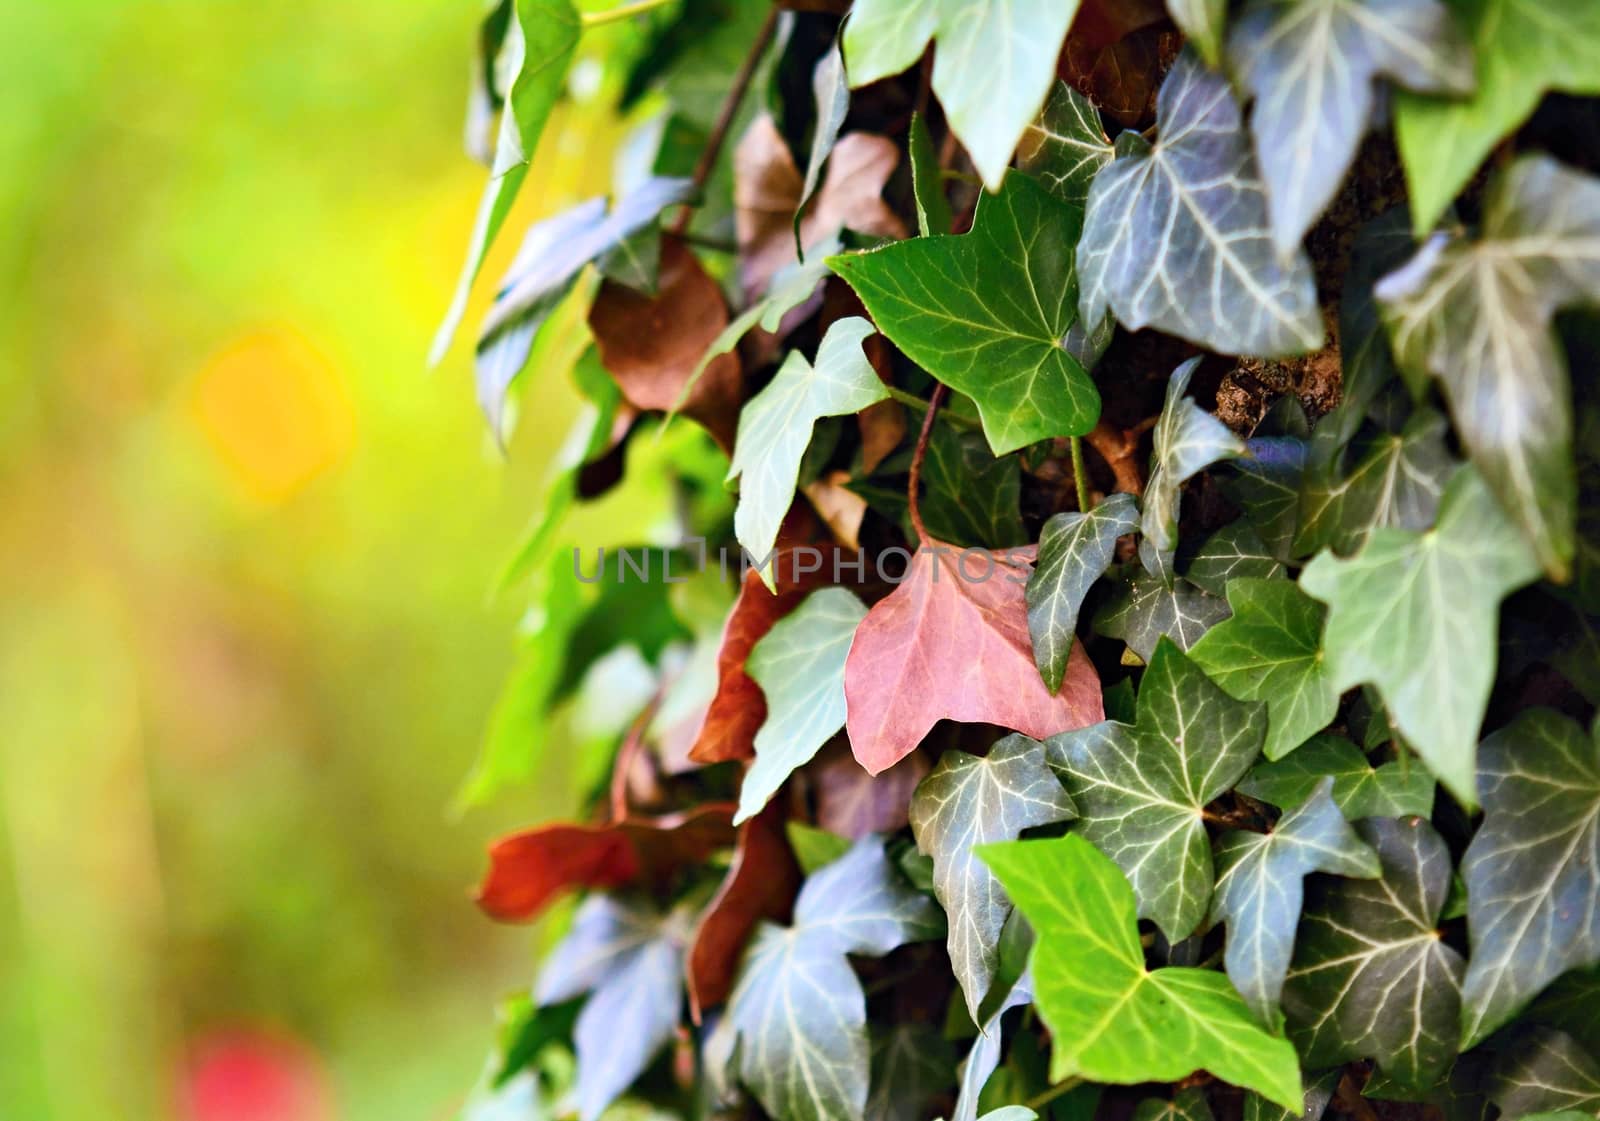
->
{"left": 436, "top": 2, "right": 1600, "bottom": 1120}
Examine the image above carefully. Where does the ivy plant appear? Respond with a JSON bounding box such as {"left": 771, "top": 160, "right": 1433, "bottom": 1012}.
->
{"left": 434, "top": 2, "right": 1600, "bottom": 1120}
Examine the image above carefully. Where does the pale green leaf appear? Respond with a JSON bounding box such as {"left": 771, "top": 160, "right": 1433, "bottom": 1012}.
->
{"left": 1394, "top": 0, "right": 1600, "bottom": 234}
{"left": 738, "top": 588, "right": 868, "bottom": 824}
{"left": 1046, "top": 638, "right": 1268, "bottom": 941}
{"left": 1237, "top": 733, "right": 1434, "bottom": 819}
{"left": 1376, "top": 154, "right": 1600, "bottom": 579}
{"left": 841, "top": 0, "right": 1082, "bottom": 190}
{"left": 830, "top": 171, "right": 1100, "bottom": 455}
{"left": 1281, "top": 816, "right": 1464, "bottom": 1088}
{"left": 797, "top": 43, "right": 850, "bottom": 252}
{"left": 1167, "top": 0, "right": 1229, "bottom": 66}
{"left": 979, "top": 834, "right": 1303, "bottom": 1108}
{"left": 1189, "top": 578, "right": 1336, "bottom": 760}
{"left": 1227, "top": 0, "right": 1472, "bottom": 254}
{"left": 1299, "top": 467, "right": 1541, "bottom": 805}
{"left": 910, "top": 735, "right": 1077, "bottom": 1018}
{"left": 1186, "top": 520, "right": 1286, "bottom": 599}
{"left": 1142, "top": 357, "right": 1250, "bottom": 571}
{"left": 1095, "top": 572, "right": 1232, "bottom": 662}
{"left": 1017, "top": 81, "right": 1113, "bottom": 208}
{"left": 1211, "top": 779, "right": 1379, "bottom": 1024}
{"left": 728, "top": 317, "right": 888, "bottom": 572}
{"left": 1027, "top": 493, "right": 1140, "bottom": 692}
{"left": 910, "top": 112, "right": 952, "bottom": 238}
{"left": 1078, "top": 51, "right": 1322, "bottom": 357}
{"left": 1459, "top": 710, "right": 1600, "bottom": 1047}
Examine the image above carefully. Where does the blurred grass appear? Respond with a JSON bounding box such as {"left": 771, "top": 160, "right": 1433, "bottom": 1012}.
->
{"left": 0, "top": 1, "right": 634, "bottom": 1118}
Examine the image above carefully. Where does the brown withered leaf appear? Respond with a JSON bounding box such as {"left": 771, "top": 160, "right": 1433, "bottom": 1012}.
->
{"left": 686, "top": 799, "right": 802, "bottom": 1018}
{"left": 1071, "top": 0, "right": 1170, "bottom": 50}
{"left": 812, "top": 739, "right": 931, "bottom": 839}
{"left": 589, "top": 236, "right": 742, "bottom": 453}
{"left": 804, "top": 471, "right": 870, "bottom": 551}
{"left": 858, "top": 400, "right": 906, "bottom": 474}
{"left": 735, "top": 116, "right": 907, "bottom": 301}
{"left": 844, "top": 542, "right": 1104, "bottom": 773}
{"left": 686, "top": 546, "right": 840, "bottom": 765}
{"left": 476, "top": 804, "right": 736, "bottom": 922}
{"left": 1063, "top": 24, "right": 1180, "bottom": 127}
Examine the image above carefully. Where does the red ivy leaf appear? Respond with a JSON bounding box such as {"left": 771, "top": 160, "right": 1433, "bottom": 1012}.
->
{"left": 844, "top": 542, "right": 1104, "bottom": 773}
{"left": 686, "top": 799, "right": 802, "bottom": 1019}
{"left": 812, "top": 739, "right": 929, "bottom": 839}
{"left": 476, "top": 804, "right": 736, "bottom": 923}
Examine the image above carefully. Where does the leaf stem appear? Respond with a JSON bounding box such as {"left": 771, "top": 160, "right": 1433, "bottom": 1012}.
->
{"left": 1024, "top": 1077, "right": 1083, "bottom": 1111}
{"left": 907, "top": 383, "right": 949, "bottom": 545}
{"left": 669, "top": 4, "right": 780, "bottom": 236}
{"left": 580, "top": 0, "right": 677, "bottom": 27}
{"left": 1070, "top": 435, "right": 1092, "bottom": 511}
{"left": 883, "top": 384, "right": 979, "bottom": 429}
{"left": 609, "top": 699, "right": 659, "bottom": 821}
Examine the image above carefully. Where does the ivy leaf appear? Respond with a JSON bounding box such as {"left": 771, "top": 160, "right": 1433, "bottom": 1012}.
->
{"left": 1294, "top": 408, "right": 1455, "bottom": 558}
{"left": 829, "top": 172, "right": 1101, "bottom": 456}
{"left": 1027, "top": 493, "right": 1141, "bottom": 692}
{"left": 952, "top": 973, "right": 1033, "bottom": 1121}
{"left": 1095, "top": 572, "right": 1232, "bottom": 662}
{"left": 1211, "top": 779, "right": 1380, "bottom": 1025}
{"left": 1078, "top": 51, "right": 1322, "bottom": 357}
{"left": 1133, "top": 1088, "right": 1214, "bottom": 1121}
{"left": 979, "top": 834, "right": 1303, "bottom": 1108}
{"left": 796, "top": 43, "right": 850, "bottom": 252}
{"left": 688, "top": 801, "right": 802, "bottom": 1017}
{"left": 1238, "top": 733, "right": 1435, "bottom": 819}
{"left": 1394, "top": 0, "right": 1600, "bottom": 235}
{"left": 1166, "top": 0, "right": 1228, "bottom": 67}
{"left": 1047, "top": 638, "right": 1268, "bottom": 941}
{"left": 909, "top": 735, "right": 1077, "bottom": 1018}
{"left": 737, "top": 587, "right": 867, "bottom": 824}
{"left": 1281, "top": 816, "right": 1465, "bottom": 1089}
{"left": 909, "top": 112, "right": 952, "bottom": 239}
{"left": 1189, "top": 578, "right": 1336, "bottom": 761}
{"left": 728, "top": 317, "right": 888, "bottom": 573}
{"left": 1017, "top": 81, "right": 1114, "bottom": 208}
{"left": 1527, "top": 965, "right": 1600, "bottom": 1057}
{"left": 1300, "top": 467, "right": 1541, "bottom": 805}
{"left": 1142, "top": 357, "right": 1250, "bottom": 572}
{"left": 1458, "top": 710, "right": 1600, "bottom": 1047}
{"left": 919, "top": 425, "right": 1029, "bottom": 549}
{"left": 1218, "top": 439, "right": 1307, "bottom": 563}
{"left": 845, "top": 542, "right": 1105, "bottom": 774}
{"left": 725, "top": 835, "right": 944, "bottom": 1121}
{"left": 432, "top": 0, "right": 581, "bottom": 365}
{"left": 1186, "top": 520, "right": 1286, "bottom": 598}
{"left": 1338, "top": 208, "right": 1418, "bottom": 424}
{"left": 841, "top": 0, "right": 1082, "bottom": 190}
{"left": 537, "top": 895, "right": 692, "bottom": 1121}
{"left": 1376, "top": 155, "right": 1600, "bottom": 580}
{"left": 868, "top": 1024, "right": 955, "bottom": 1121}
{"left": 1490, "top": 1027, "right": 1600, "bottom": 1117}
{"left": 475, "top": 805, "right": 736, "bottom": 922}
{"left": 1226, "top": 0, "right": 1472, "bottom": 254}
{"left": 1243, "top": 1070, "right": 1339, "bottom": 1121}
{"left": 815, "top": 743, "right": 932, "bottom": 841}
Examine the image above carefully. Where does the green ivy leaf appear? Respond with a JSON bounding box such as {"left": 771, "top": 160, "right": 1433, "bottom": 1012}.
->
{"left": 1186, "top": 520, "right": 1286, "bottom": 598}
{"left": 1166, "top": 0, "right": 1228, "bottom": 67}
{"left": 1189, "top": 578, "right": 1336, "bottom": 761}
{"left": 537, "top": 894, "right": 691, "bottom": 1121}
{"left": 1490, "top": 1027, "right": 1600, "bottom": 1118}
{"left": 1227, "top": 0, "right": 1471, "bottom": 254}
{"left": 1238, "top": 733, "right": 1435, "bottom": 819}
{"left": 727, "top": 835, "right": 945, "bottom": 1121}
{"left": 1211, "top": 779, "right": 1380, "bottom": 1025}
{"left": 1218, "top": 439, "right": 1307, "bottom": 563}
{"left": 1299, "top": 467, "right": 1541, "bottom": 806}
{"left": 1242, "top": 1070, "right": 1339, "bottom": 1121}
{"left": 728, "top": 317, "right": 888, "bottom": 572}
{"left": 797, "top": 43, "right": 850, "bottom": 252}
{"left": 1027, "top": 493, "right": 1140, "bottom": 692}
{"left": 1294, "top": 408, "right": 1455, "bottom": 558}
{"left": 1337, "top": 208, "right": 1417, "bottom": 426}
{"left": 1017, "top": 82, "right": 1114, "bottom": 208}
{"left": 432, "top": 0, "right": 582, "bottom": 365}
{"left": 737, "top": 588, "right": 868, "bottom": 824}
{"left": 1394, "top": 0, "right": 1600, "bottom": 235}
{"left": 1526, "top": 966, "right": 1600, "bottom": 1057}
{"left": 1458, "top": 710, "right": 1600, "bottom": 1047}
{"left": 910, "top": 735, "right": 1077, "bottom": 1018}
{"left": 841, "top": 0, "right": 1082, "bottom": 190}
{"left": 1133, "top": 1087, "right": 1214, "bottom": 1121}
{"left": 1281, "top": 816, "right": 1465, "bottom": 1088}
{"left": 919, "top": 425, "right": 1029, "bottom": 548}
{"left": 1142, "top": 358, "right": 1250, "bottom": 574}
{"left": 952, "top": 973, "right": 1033, "bottom": 1121}
{"left": 868, "top": 1024, "right": 955, "bottom": 1121}
{"left": 830, "top": 172, "right": 1100, "bottom": 455}
{"left": 1078, "top": 52, "right": 1322, "bottom": 357}
{"left": 979, "top": 834, "right": 1303, "bottom": 1108}
{"left": 1095, "top": 572, "right": 1232, "bottom": 662}
{"left": 1046, "top": 638, "right": 1268, "bottom": 941}
{"left": 909, "top": 112, "right": 952, "bottom": 238}
{"left": 1376, "top": 154, "right": 1600, "bottom": 580}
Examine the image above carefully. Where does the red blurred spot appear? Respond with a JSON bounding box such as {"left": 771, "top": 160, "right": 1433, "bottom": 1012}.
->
{"left": 179, "top": 1029, "right": 335, "bottom": 1121}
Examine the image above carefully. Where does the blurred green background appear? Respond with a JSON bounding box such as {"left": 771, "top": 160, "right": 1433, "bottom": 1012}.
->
{"left": 0, "top": 1, "right": 630, "bottom": 1117}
